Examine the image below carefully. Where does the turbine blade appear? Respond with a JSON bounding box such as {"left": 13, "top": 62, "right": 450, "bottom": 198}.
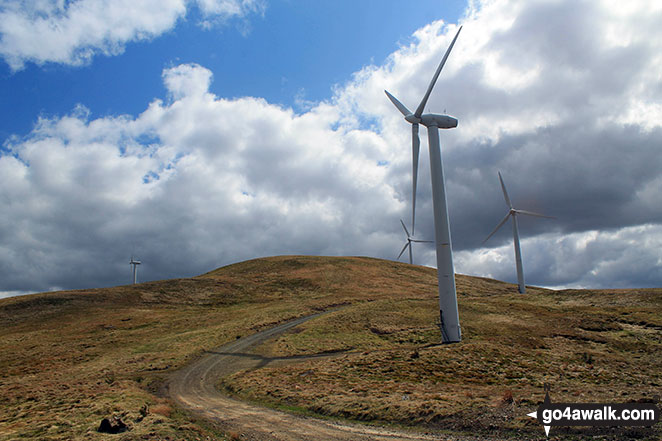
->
{"left": 412, "top": 123, "right": 420, "bottom": 235}
{"left": 414, "top": 25, "right": 462, "bottom": 118}
{"left": 515, "top": 209, "right": 555, "bottom": 219}
{"left": 397, "top": 242, "right": 410, "bottom": 260}
{"left": 400, "top": 219, "right": 411, "bottom": 238}
{"left": 384, "top": 90, "right": 412, "bottom": 117}
{"left": 498, "top": 171, "right": 513, "bottom": 209}
{"left": 411, "top": 239, "right": 434, "bottom": 243}
{"left": 483, "top": 212, "right": 512, "bottom": 244}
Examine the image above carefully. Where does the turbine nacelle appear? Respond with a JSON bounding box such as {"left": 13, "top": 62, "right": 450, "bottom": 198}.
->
{"left": 420, "top": 114, "right": 458, "bottom": 129}
{"left": 402, "top": 113, "right": 457, "bottom": 128}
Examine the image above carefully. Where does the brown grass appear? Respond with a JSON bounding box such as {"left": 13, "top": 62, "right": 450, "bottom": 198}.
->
{"left": 149, "top": 403, "right": 172, "bottom": 418}
{"left": 1, "top": 255, "right": 660, "bottom": 440}
{"left": 217, "top": 261, "right": 662, "bottom": 440}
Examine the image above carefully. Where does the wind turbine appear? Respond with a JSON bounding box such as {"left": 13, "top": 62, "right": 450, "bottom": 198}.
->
{"left": 483, "top": 172, "right": 554, "bottom": 294}
{"left": 384, "top": 25, "right": 463, "bottom": 343}
{"left": 397, "top": 219, "right": 433, "bottom": 265}
{"left": 129, "top": 256, "right": 141, "bottom": 284}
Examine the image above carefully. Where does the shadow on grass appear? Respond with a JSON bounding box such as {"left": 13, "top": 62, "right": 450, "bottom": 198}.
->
{"left": 204, "top": 349, "right": 350, "bottom": 370}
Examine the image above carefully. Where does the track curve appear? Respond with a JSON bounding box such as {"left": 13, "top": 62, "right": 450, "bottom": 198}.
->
{"left": 167, "top": 312, "right": 451, "bottom": 441}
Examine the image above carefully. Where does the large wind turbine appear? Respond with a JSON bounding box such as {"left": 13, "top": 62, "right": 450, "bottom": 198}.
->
{"left": 397, "top": 219, "right": 433, "bottom": 265}
{"left": 483, "top": 172, "right": 554, "bottom": 294}
{"left": 384, "top": 25, "right": 463, "bottom": 343}
{"left": 130, "top": 256, "right": 141, "bottom": 285}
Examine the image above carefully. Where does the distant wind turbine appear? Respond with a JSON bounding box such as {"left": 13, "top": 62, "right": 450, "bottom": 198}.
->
{"left": 483, "top": 172, "right": 554, "bottom": 294}
{"left": 397, "top": 219, "right": 433, "bottom": 265}
{"left": 384, "top": 25, "right": 463, "bottom": 343}
{"left": 130, "top": 256, "right": 141, "bottom": 284}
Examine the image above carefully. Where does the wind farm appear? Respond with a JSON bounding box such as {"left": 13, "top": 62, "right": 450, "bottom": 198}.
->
{"left": 1, "top": 1, "right": 661, "bottom": 440}
{"left": 1, "top": 256, "right": 660, "bottom": 440}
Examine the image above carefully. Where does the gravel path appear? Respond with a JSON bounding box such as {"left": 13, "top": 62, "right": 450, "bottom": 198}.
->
{"left": 167, "top": 311, "right": 496, "bottom": 440}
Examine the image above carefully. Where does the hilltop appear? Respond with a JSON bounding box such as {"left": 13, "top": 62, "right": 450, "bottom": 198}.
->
{"left": 0, "top": 256, "right": 660, "bottom": 440}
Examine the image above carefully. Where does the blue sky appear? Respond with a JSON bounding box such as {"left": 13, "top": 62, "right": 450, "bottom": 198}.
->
{"left": 0, "top": 0, "right": 466, "bottom": 143}
{"left": 1, "top": 0, "right": 661, "bottom": 296}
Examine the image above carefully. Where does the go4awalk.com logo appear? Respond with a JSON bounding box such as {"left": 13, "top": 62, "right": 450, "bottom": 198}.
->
{"left": 527, "top": 384, "right": 660, "bottom": 436}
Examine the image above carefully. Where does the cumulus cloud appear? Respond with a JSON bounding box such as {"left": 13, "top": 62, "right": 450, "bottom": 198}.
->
{"left": 1, "top": 63, "right": 397, "bottom": 291}
{"left": 0, "top": 0, "right": 265, "bottom": 70}
{"left": 1, "top": 0, "right": 661, "bottom": 294}
{"left": 456, "top": 225, "right": 662, "bottom": 289}
{"left": 339, "top": 0, "right": 662, "bottom": 288}
{"left": 162, "top": 63, "right": 214, "bottom": 100}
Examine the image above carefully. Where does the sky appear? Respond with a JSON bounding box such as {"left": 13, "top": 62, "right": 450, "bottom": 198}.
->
{"left": 1, "top": 0, "right": 661, "bottom": 298}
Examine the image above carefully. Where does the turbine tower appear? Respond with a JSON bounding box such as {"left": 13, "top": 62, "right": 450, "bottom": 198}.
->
{"left": 483, "top": 172, "right": 554, "bottom": 293}
{"left": 384, "top": 25, "right": 463, "bottom": 343}
{"left": 397, "top": 219, "right": 433, "bottom": 265}
{"left": 130, "top": 256, "right": 141, "bottom": 284}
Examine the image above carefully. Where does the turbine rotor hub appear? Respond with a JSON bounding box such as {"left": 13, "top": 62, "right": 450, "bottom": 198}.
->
{"left": 405, "top": 114, "right": 421, "bottom": 124}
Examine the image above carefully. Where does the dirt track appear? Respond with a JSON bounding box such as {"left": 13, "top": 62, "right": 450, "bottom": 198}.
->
{"left": 167, "top": 312, "right": 469, "bottom": 441}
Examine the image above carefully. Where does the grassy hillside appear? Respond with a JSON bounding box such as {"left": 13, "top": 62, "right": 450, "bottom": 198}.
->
{"left": 1, "top": 256, "right": 660, "bottom": 440}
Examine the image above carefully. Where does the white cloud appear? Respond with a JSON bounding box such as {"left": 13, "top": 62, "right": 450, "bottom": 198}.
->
{"left": 456, "top": 225, "right": 662, "bottom": 289}
{"left": 1, "top": 0, "right": 662, "bottom": 293}
{"left": 162, "top": 63, "right": 214, "bottom": 100}
{"left": 0, "top": 290, "right": 34, "bottom": 299}
{"left": 194, "top": 0, "right": 265, "bottom": 30}
{"left": 0, "top": 63, "right": 401, "bottom": 291}
{"left": 330, "top": 0, "right": 662, "bottom": 288}
{"left": 0, "top": 0, "right": 264, "bottom": 70}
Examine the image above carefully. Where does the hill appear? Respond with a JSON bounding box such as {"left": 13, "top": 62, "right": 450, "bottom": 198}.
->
{"left": 0, "top": 256, "right": 660, "bottom": 440}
